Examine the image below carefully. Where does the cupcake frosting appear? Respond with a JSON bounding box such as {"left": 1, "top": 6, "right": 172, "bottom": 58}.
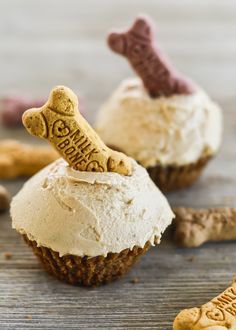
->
{"left": 11, "top": 158, "right": 174, "bottom": 257}
{"left": 96, "top": 78, "right": 222, "bottom": 167}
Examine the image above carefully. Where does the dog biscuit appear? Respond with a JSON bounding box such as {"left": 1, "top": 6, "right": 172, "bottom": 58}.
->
{"left": 22, "top": 86, "right": 132, "bottom": 175}
{"left": 108, "top": 15, "right": 196, "bottom": 97}
{"left": 1, "top": 97, "right": 45, "bottom": 127}
{"left": 174, "top": 278, "right": 236, "bottom": 330}
{"left": 174, "top": 207, "right": 236, "bottom": 248}
{"left": 0, "top": 140, "right": 59, "bottom": 179}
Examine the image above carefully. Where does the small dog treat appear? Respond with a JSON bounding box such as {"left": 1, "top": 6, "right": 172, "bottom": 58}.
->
{"left": 22, "top": 86, "right": 132, "bottom": 175}
{"left": 1, "top": 97, "right": 45, "bottom": 127}
{"left": 108, "top": 15, "right": 196, "bottom": 97}
{"left": 173, "top": 278, "right": 236, "bottom": 330}
{"left": 0, "top": 185, "right": 10, "bottom": 211}
{"left": 174, "top": 207, "right": 236, "bottom": 248}
{"left": 0, "top": 140, "right": 59, "bottom": 179}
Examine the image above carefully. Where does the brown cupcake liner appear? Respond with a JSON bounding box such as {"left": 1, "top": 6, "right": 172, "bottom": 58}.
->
{"left": 108, "top": 144, "right": 212, "bottom": 192}
{"left": 23, "top": 235, "right": 150, "bottom": 287}
{"left": 147, "top": 155, "right": 212, "bottom": 192}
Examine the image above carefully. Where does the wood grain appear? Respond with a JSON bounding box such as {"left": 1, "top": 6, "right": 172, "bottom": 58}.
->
{"left": 0, "top": 0, "right": 236, "bottom": 329}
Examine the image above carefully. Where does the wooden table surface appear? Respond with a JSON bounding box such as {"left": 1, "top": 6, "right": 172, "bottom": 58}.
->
{"left": 0, "top": 1, "right": 236, "bottom": 329}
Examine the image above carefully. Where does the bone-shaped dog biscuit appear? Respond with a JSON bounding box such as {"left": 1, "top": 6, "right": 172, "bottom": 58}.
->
{"left": 174, "top": 207, "right": 236, "bottom": 248}
{"left": 1, "top": 97, "right": 45, "bottom": 127}
{"left": 174, "top": 278, "right": 236, "bottom": 330}
{"left": 22, "top": 86, "right": 132, "bottom": 175}
{"left": 108, "top": 15, "right": 196, "bottom": 97}
{"left": 0, "top": 140, "right": 59, "bottom": 179}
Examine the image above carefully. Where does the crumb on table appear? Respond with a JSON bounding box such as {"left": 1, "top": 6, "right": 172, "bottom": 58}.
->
{"left": 130, "top": 277, "right": 139, "bottom": 284}
{"left": 26, "top": 315, "right": 32, "bottom": 320}
{"left": 4, "top": 252, "right": 13, "bottom": 259}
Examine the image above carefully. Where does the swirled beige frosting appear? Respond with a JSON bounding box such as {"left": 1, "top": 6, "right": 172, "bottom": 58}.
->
{"left": 96, "top": 78, "right": 222, "bottom": 167}
{"left": 11, "top": 158, "right": 174, "bottom": 257}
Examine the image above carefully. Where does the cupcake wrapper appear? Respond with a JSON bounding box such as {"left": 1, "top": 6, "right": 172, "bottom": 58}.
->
{"left": 147, "top": 156, "right": 212, "bottom": 192}
{"left": 108, "top": 145, "right": 212, "bottom": 192}
{"left": 23, "top": 235, "right": 150, "bottom": 287}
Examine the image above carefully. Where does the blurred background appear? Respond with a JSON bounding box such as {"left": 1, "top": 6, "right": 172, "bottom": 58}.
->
{"left": 0, "top": 0, "right": 236, "bottom": 125}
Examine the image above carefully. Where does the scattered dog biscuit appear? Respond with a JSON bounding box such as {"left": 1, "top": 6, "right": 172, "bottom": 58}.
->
{"left": 0, "top": 140, "right": 59, "bottom": 179}
{"left": 22, "top": 86, "right": 132, "bottom": 175}
{"left": 1, "top": 97, "right": 45, "bottom": 127}
{"left": 174, "top": 207, "right": 236, "bottom": 248}
{"left": 108, "top": 15, "right": 196, "bottom": 97}
{"left": 0, "top": 185, "right": 10, "bottom": 211}
{"left": 173, "top": 278, "right": 236, "bottom": 330}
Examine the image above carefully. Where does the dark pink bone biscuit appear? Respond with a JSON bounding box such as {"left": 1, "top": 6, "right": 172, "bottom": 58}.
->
{"left": 108, "top": 16, "right": 196, "bottom": 97}
{"left": 1, "top": 97, "right": 46, "bottom": 127}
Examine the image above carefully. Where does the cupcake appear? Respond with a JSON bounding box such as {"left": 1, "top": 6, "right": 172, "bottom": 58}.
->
{"left": 11, "top": 86, "right": 174, "bottom": 286}
{"left": 95, "top": 15, "right": 222, "bottom": 192}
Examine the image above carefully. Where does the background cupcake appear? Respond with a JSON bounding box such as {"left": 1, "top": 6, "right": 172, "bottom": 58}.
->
{"left": 11, "top": 86, "right": 174, "bottom": 286}
{"left": 95, "top": 15, "right": 223, "bottom": 192}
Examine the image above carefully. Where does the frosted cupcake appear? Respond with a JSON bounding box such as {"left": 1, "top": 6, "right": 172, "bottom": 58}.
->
{"left": 95, "top": 15, "right": 222, "bottom": 192}
{"left": 11, "top": 86, "right": 174, "bottom": 286}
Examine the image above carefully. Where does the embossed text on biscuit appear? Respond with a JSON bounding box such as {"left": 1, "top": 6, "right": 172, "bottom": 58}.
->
{"left": 22, "top": 86, "right": 132, "bottom": 175}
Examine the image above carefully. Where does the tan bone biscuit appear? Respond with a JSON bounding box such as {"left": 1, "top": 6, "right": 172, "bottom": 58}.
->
{"left": 22, "top": 86, "right": 132, "bottom": 175}
{"left": 173, "top": 278, "right": 236, "bottom": 330}
{"left": 0, "top": 140, "right": 59, "bottom": 179}
{"left": 173, "top": 207, "right": 236, "bottom": 248}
